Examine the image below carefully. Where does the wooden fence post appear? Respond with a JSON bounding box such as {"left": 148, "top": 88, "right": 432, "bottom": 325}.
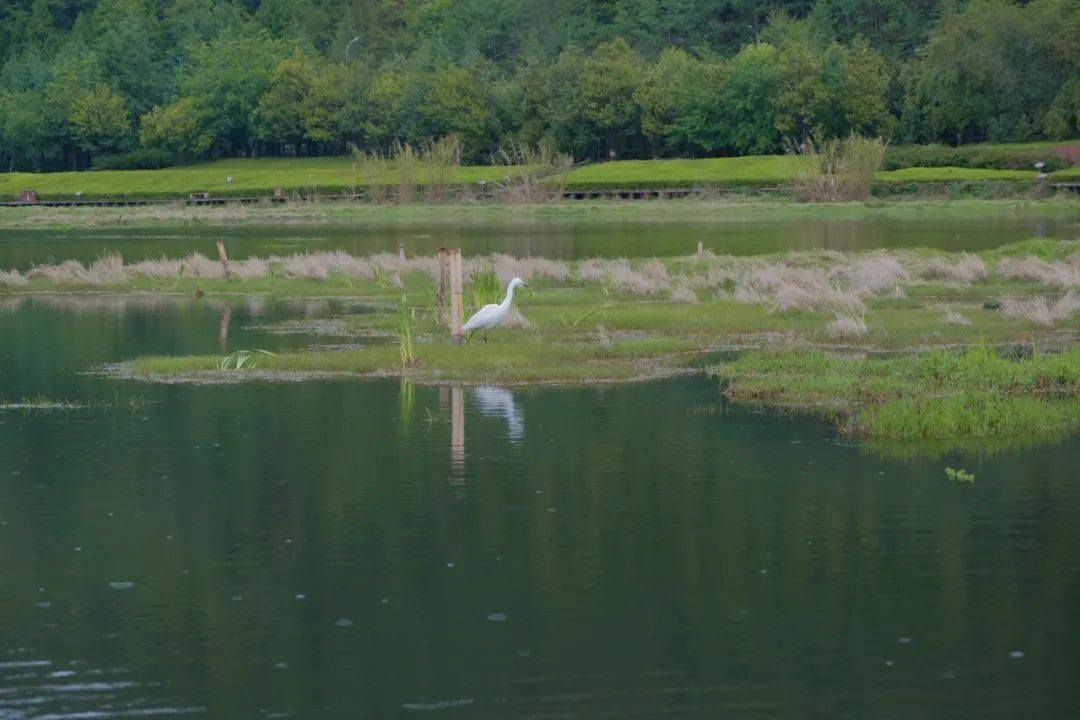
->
{"left": 398, "top": 242, "right": 406, "bottom": 261}
{"left": 449, "top": 248, "right": 463, "bottom": 343}
{"left": 696, "top": 241, "right": 704, "bottom": 260}
{"left": 436, "top": 247, "right": 448, "bottom": 317}
{"left": 215, "top": 240, "right": 231, "bottom": 278}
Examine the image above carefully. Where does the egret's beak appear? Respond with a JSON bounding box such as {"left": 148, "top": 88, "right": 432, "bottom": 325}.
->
{"left": 522, "top": 281, "right": 530, "bottom": 288}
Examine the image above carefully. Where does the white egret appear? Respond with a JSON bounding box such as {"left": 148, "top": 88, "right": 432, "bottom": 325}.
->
{"left": 462, "top": 277, "right": 528, "bottom": 342}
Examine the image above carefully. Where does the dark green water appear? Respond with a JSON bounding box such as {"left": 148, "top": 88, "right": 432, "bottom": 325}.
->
{"left": 1, "top": 295, "right": 1078, "bottom": 718}
{"left": 0, "top": 211, "right": 1075, "bottom": 269}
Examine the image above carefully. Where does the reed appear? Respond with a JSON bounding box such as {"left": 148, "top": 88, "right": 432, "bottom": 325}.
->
{"left": 494, "top": 141, "right": 574, "bottom": 203}
{"left": 790, "top": 135, "right": 886, "bottom": 202}
{"left": 422, "top": 135, "right": 462, "bottom": 202}
{"left": 349, "top": 144, "right": 389, "bottom": 203}
{"left": 392, "top": 141, "right": 418, "bottom": 203}
{"left": 469, "top": 265, "right": 503, "bottom": 310}
{"left": 398, "top": 296, "right": 421, "bottom": 368}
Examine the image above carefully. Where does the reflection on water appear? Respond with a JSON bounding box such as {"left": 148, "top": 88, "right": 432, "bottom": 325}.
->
{"left": 473, "top": 386, "right": 524, "bottom": 441}
{"left": 0, "top": 275, "right": 1077, "bottom": 718}
{"left": 1, "top": 212, "right": 1077, "bottom": 269}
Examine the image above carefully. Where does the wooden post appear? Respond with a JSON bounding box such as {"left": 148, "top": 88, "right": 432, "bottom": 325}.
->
{"left": 215, "top": 240, "right": 231, "bottom": 278}
{"left": 435, "top": 248, "right": 448, "bottom": 317}
{"left": 398, "top": 242, "right": 406, "bottom": 261}
{"left": 696, "top": 241, "right": 704, "bottom": 260}
{"left": 449, "top": 248, "right": 463, "bottom": 343}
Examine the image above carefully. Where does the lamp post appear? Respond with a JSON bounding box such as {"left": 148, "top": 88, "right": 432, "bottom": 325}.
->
{"left": 345, "top": 36, "right": 360, "bottom": 63}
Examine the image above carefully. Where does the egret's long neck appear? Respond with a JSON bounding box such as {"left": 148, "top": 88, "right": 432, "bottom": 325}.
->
{"left": 501, "top": 284, "right": 516, "bottom": 308}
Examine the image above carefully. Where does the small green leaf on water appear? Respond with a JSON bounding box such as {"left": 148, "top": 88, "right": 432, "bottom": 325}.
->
{"left": 945, "top": 467, "right": 975, "bottom": 482}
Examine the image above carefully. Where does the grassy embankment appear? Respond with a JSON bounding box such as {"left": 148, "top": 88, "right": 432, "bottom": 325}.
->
{"left": 3, "top": 238, "right": 1078, "bottom": 443}
{"left": 1, "top": 139, "right": 1076, "bottom": 202}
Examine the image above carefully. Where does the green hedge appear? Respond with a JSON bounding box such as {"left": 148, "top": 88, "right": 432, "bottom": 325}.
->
{"left": 883, "top": 141, "right": 1079, "bottom": 172}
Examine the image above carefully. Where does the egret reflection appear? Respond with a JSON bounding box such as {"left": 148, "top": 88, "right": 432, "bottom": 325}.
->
{"left": 472, "top": 386, "right": 524, "bottom": 441}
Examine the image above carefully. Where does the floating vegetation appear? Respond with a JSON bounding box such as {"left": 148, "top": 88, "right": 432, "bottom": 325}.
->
{"left": 946, "top": 467, "right": 976, "bottom": 482}
{"left": 0, "top": 396, "right": 82, "bottom": 411}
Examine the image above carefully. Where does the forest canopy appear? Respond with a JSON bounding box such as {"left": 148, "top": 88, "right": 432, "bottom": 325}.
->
{"left": 0, "top": 0, "right": 1077, "bottom": 171}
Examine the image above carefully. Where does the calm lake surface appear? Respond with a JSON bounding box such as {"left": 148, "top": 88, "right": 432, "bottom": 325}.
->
{"left": 0, "top": 211, "right": 1076, "bottom": 269}
{"left": 1, "top": 218, "right": 1078, "bottom": 718}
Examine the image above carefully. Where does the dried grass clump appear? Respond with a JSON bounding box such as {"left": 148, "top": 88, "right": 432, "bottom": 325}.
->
{"left": 943, "top": 310, "right": 972, "bottom": 326}
{"left": 499, "top": 307, "right": 533, "bottom": 329}
{"left": 1001, "top": 292, "right": 1080, "bottom": 327}
{"left": 490, "top": 254, "right": 570, "bottom": 283}
{"left": 577, "top": 258, "right": 608, "bottom": 283}
{"left": 641, "top": 259, "right": 669, "bottom": 283}
{"left": 86, "top": 254, "right": 127, "bottom": 284}
{"left": 127, "top": 256, "right": 185, "bottom": 278}
{"left": 826, "top": 311, "right": 868, "bottom": 339}
{"left": 996, "top": 257, "right": 1080, "bottom": 288}
{"left": 735, "top": 263, "right": 862, "bottom": 312}
{"left": 692, "top": 266, "right": 740, "bottom": 291}
{"left": 276, "top": 251, "right": 372, "bottom": 279}
{"left": 669, "top": 282, "right": 699, "bottom": 304}
{"left": 833, "top": 254, "right": 908, "bottom": 297}
{"left": 912, "top": 253, "right": 987, "bottom": 284}
{"left": 576, "top": 258, "right": 664, "bottom": 295}
{"left": 0, "top": 269, "right": 28, "bottom": 286}
{"left": 27, "top": 254, "right": 128, "bottom": 285}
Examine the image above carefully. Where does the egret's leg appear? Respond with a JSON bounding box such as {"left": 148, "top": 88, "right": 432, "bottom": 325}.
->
{"left": 466, "top": 331, "right": 475, "bottom": 344}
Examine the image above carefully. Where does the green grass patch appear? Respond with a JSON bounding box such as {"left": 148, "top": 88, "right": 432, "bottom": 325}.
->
{"left": 713, "top": 346, "right": 1080, "bottom": 440}
{"left": 126, "top": 336, "right": 701, "bottom": 384}
{"left": 4, "top": 143, "right": 1076, "bottom": 202}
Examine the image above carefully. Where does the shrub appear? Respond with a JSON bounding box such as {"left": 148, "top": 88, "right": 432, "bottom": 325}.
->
{"left": 92, "top": 148, "right": 176, "bottom": 170}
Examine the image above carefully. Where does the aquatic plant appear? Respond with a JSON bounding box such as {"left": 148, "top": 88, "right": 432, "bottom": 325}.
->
{"left": 945, "top": 467, "right": 975, "bottom": 482}
{"left": 217, "top": 349, "right": 276, "bottom": 371}
{"left": 398, "top": 296, "right": 421, "bottom": 368}
{"left": 470, "top": 266, "right": 502, "bottom": 310}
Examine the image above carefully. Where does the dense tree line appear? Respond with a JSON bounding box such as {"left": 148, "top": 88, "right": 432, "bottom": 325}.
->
{"left": 0, "top": 0, "right": 1077, "bottom": 171}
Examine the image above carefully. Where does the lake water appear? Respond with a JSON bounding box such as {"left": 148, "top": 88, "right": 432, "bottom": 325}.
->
{"left": 1, "top": 219, "right": 1078, "bottom": 718}
{"left": 0, "top": 211, "right": 1076, "bottom": 269}
{"left": 0, "top": 215, "right": 1075, "bottom": 720}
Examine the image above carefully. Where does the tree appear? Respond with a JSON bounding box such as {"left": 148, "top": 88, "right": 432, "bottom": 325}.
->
{"left": 420, "top": 66, "right": 496, "bottom": 161}
{"left": 300, "top": 63, "right": 348, "bottom": 145}
{"left": 719, "top": 43, "right": 785, "bottom": 155}
{"left": 903, "top": 0, "right": 1078, "bottom": 144}
{"left": 69, "top": 83, "right": 131, "bottom": 157}
{"left": 179, "top": 34, "right": 290, "bottom": 155}
{"left": 635, "top": 47, "right": 725, "bottom": 156}
{"left": 579, "top": 38, "right": 645, "bottom": 157}
{"left": 139, "top": 96, "right": 214, "bottom": 161}
{"left": 254, "top": 49, "right": 317, "bottom": 149}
